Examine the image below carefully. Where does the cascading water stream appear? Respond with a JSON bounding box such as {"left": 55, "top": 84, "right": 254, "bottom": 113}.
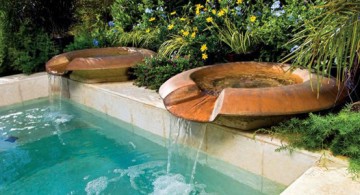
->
{"left": 47, "top": 74, "right": 70, "bottom": 145}
{"left": 48, "top": 74, "right": 63, "bottom": 108}
{"left": 167, "top": 117, "right": 207, "bottom": 184}
{"left": 190, "top": 123, "right": 207, "bottom": 184}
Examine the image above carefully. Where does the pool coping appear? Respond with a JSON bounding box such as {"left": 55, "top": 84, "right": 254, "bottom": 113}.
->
{"left": 1, "top": 72, "right": 359, "bottom": 194}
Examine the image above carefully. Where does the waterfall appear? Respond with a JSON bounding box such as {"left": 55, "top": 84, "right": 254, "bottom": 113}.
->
{"left": 167, "top": 117, "right": 207, "bottom": 184}
{"left": 190, "top": 124, "right": 206, "bottom": 184}
{"left": 48, "top": 74, "right": 63, "bottom": 108}
{"left": 47, "top": 74, "right": 70, "bottom": 145}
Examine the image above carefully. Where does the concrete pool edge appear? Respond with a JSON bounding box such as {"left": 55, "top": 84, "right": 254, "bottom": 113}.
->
{"left": 1, "top": 73, "right": 359, "bottom": 194}
{"left": 0, "top": 72, "right": 49, "bottom": 107}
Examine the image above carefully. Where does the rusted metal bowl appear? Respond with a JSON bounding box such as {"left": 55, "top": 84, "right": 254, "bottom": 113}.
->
{"left": 46, "top": 47, "right": 155, "bottom": 83}
{"left": 159, "top": 62, "right": 347, "bottom": 130}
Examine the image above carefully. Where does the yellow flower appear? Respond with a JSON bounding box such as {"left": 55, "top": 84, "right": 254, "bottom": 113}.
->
{"left": 206, "top": 17, "right": 213, "bottom": 23}
{"left": 196, "top": 8, "right": 200, "bottom": 15}
{"left": 170, "top": 11, "right": 176, "bottom": 15}
{"left": 149, "top": 17, "right": 156, "bottom": 22}
{"left": 217, "top": 10, "right": 225, "bottom": 17}
{"left": 236, "top": 0, "right": 243, "bottom": 4}
{"left": 200, "top": 44, "right": 208, "bottom": 52}
{"left": 146, "top": 28, "right": 150, "bottom": 33}
{"left": 180, "top": 17, "right": 186, "bottom": 21}
{"left": 182, "top": 30, "right": 189, "bottom": 37}
{"left": 211, "top": 10, "right": 216, "bottom": 15}
{"left": 195, "top": 4, "right": 204, "bottom": 15}
{"left": 250, "top": 15, "right": 256, "bottom": 22}
{"left": 191, "top": 32, "right": 196, "bottom": 38}
{"left": 168, "top": 24, "right": 174, "bottom": 30}
{"left": 202, "top": 53, "right": 208, "bottom": 60}
{"left": 195, "top": 4, "right": 204, "bottom": 9}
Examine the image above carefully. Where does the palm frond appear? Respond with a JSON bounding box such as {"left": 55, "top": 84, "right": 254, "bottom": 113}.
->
{"left": 283, "top": 0, "right": 360, "bottom": 92}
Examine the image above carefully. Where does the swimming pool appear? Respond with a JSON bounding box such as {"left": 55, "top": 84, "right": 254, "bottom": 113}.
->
{"left": 0, "top": 98, "right": 285, "bottom": 194}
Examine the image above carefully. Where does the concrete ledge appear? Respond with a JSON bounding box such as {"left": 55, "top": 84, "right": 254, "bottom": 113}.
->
{"left": 282, "top": 167, "right": 360, "bottom": 195}
{"left": 0, "top": 72, "right": 49, "bottom": 107}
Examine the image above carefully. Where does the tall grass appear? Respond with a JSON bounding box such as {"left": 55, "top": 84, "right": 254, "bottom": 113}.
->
{"left": 214, "top": 18, "right": 255, "bottom": 54}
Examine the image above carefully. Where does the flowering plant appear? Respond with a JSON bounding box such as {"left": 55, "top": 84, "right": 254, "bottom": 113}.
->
{"left": 157, "top": 1, "right": 233, "bottom": 62}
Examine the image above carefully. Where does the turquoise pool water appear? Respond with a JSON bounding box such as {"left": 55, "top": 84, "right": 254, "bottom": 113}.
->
{"left": 0, "top": 99, "right": 285, "bottom": 194}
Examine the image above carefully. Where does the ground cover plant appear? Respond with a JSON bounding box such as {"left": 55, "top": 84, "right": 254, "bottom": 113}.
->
{"left": 267, "top": 105, "right": 360, "bottom": 177}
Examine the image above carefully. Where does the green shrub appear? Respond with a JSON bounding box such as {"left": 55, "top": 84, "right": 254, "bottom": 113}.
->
{"left": 111, "top": 0, "right": 149, "bottom": 32}
{"left": 0, "top": 0, "right": 57, "bottom": 75}
{"left": 0, "top": 0, "right": 71, "bottom": 74}
{"left": 133, "top": 56, "right": 203, "bottom": 90}
{"left": 0, "top": 11, "right": 5, "bottom": 67}
{"left": 64, "top": 0, "right": 116, "bottom": 51}
{"left": 245, "top": 0, "right": 327, "bottom": 62}
{"left": 65, "top": 20, "right": 115, "bottom": 51}
{"left": 110, "top": 0, "right": 172, "bottom": 51}
{"left": 64, "top": 32, "right": 94, "bottom": 52}
{"left": 71, "top": 0, "right": 114, "bottom": 35}
{"left": 110, "top": 0, "right": 198, "bottom": 31}
{"left": 270, "top": 106, "right": 360, "bottom": 176}
{"left": 6, "top": 21, "right": 58, "bottom": 74}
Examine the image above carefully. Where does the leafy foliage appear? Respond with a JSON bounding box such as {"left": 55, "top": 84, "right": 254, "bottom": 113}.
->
{"left": 133, "top": 56, "right": 202, "bottom": 90}
{"left": 6, "top": 21, "right": 58, "bottom": 74}
{"left": 271, "top": 106, "right": 360, "bottom": 175}
{"left": 64, "top": 32, "right": 95, "bottom": 52}
{"left": 65, "top": 0, "right": 116, "bottom": 51}
{"left": 111, "top": 0, "right": 150, "bottom": 32}
{"left": 71, "top": 0, "right": 114, "bottom": 34}
{"left": 0, "top": 1, "right": 59, "bottom": 75}
{"left": 0, "top": 11, "right": 5, "bottom": 68}
{"left": 248, "top": 0, "right": 326, "bottom": 61}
